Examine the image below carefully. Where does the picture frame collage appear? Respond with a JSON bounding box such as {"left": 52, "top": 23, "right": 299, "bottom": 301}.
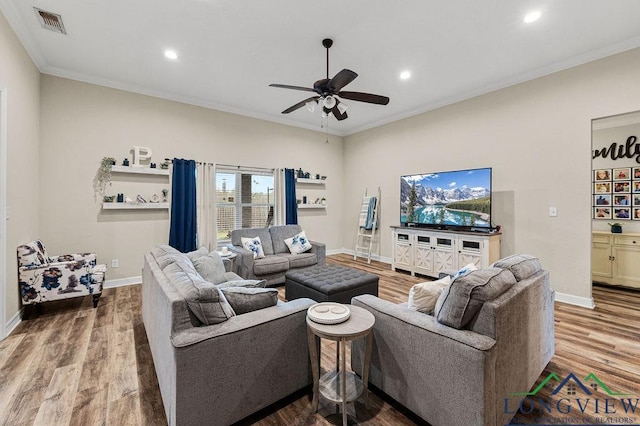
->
{"left": 593, "top": 167, "right": 640, "bottom": 220}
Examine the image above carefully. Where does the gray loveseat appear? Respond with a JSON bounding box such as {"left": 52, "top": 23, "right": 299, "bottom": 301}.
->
{"left": 142, "top": 244, "right": 315, "bottom": 426}
{"left": 351, "top": 254, "right": 555, "bottom": 426}
{"left": 229, "top": 224, "right": 326, "bottom": 285}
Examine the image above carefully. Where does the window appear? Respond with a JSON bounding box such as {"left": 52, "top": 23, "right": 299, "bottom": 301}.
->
{"left": 216, "top": 167, "right": 275, "bottom": 241}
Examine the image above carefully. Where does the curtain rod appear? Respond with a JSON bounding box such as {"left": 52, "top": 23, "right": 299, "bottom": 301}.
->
{"left": 164, "top": 158, "right": 274, "bottom": 172}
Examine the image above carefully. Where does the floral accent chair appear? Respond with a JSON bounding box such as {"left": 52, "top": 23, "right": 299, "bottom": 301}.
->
{"left": 17, "top": 240, "right": 105, "bottom": 308}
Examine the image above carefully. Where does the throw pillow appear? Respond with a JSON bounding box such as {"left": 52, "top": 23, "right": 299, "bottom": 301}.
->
{"left": 163, "top": 261, "right": 235, "bottom": 325}
{"left": 186, "top": 246, "right": 209, "bottom": 262}
{"left": 492, "top": 254, "right": 542, "bottom": 281}
{"left": 452, "top": 262, "right": 478, "bottom": 281}
{"left": 283, "top": 230, "right": 313, "bottom": 255}
{"left": 434, "top": 268, "right": 516, "bottom": 329}
{"left": 407, "top": 276, "right": 451, "bottom": 314}
{"left": 220, "top": 287, "right": 278, "bottom": 315}
{"left": 216, "top": 279, "right": 267, "bottom": 289}
{"left": 241, "top": 236, "right": 266, "bottom": 259}
{"left": 192, "top": 252, "right": 227, "bottom": 285}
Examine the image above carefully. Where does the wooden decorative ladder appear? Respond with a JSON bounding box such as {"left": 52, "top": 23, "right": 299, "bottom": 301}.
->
{"left": 354, "top": 187, "right": 380, "bottom": 263}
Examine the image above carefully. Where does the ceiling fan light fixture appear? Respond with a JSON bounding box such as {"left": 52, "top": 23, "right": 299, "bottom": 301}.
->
{"left": 337, "top": 102, "right": 348, "bottom": 114}
{"left": 306, "top": 100, "right": 317, "bottom": 113}
{"left": 323, "top": 95, "right": 337, "bottom": 109}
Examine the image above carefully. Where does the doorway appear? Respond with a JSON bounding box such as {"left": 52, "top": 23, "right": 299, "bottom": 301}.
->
{"left": 0, "top": 85, "right": 7, "bottom": 340}
{"left": 591, "top": 110, "right": 640, "bottom": 293}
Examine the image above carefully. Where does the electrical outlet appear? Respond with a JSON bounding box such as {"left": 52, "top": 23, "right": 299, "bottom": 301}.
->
{"left": 111, "top": 259, "right": 119, "bottom": 268}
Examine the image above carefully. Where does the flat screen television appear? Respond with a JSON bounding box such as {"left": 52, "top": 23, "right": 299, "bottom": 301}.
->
{"left": 400, "top": 167, "right": 493, "bottom": 231}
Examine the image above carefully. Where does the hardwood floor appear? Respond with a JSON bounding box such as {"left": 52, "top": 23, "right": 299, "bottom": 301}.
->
{"left": 1, "top": 254, "right": 639, "bottom": 425}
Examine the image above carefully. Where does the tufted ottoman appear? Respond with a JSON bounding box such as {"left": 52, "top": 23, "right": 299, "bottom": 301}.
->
{"left": 285, "top": 264, "right": 379, "bottom": 304}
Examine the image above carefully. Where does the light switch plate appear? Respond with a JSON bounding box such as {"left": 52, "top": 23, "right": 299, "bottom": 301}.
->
{"left": 549, "top": 207, "right": 558, "bottom": 217}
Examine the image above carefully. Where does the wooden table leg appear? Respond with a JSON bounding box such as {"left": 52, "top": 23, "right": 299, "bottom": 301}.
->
{"left": 307, "top": 327, "right": 320, "bottom": 413}
{"left": 362, "top": 331, "right": 373, "bottom": 409}
{"left": 341, "top": 338, "right": 347, "bottom": 426}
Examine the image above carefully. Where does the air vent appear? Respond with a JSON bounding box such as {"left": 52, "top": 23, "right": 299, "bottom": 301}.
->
{"left": 34, "top": 8, "right": 66, "bottom": 34}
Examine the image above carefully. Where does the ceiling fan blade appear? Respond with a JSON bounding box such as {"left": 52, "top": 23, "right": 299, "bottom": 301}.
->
{"left": 281, "top": 96, "right": 320, "bottom": 114}
{"left": 338, "top": 91, "right": 390, "bottom": 105}
{"left": 331, "top": 104, "right": 348, "bottom": 121}
{"left": 269, "top": 84, "right": 316, "bottom": 93}
{"left": 327, "top": 69, "right": 358, "bottom": 93}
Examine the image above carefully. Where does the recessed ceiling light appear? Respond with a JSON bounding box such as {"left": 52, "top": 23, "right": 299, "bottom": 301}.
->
{"left": 164, "top": 50, "right": 178, "bottom": 60}
{"left": 523, "top": 10, "right": 541, "bottom": 23}
{"left": 400, "top": 70, "right": 411, "bottom": 80}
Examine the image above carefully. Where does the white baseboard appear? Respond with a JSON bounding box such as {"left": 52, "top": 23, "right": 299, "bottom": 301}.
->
{"left": 104, "top": 276, "right": 141, "bottom": 289}
{"left": 5, "top": 308, "right": 23, "bottom": 336}
{"left": 554, "top": 292, "right": 595, "bottom": 309}
{"left": 334, "top": 248, "right": 392, "bottom": 265}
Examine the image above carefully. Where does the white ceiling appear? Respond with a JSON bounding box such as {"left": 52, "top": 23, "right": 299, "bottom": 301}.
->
{"left": 3, "top": 1, "right": 640, "bottom": 136}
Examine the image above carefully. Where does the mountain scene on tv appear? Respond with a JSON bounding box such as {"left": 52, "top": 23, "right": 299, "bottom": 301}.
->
{"left": 401, "top": 169, "right": 491, "bottom": 228}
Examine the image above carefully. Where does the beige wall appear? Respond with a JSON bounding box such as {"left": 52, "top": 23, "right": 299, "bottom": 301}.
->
{"left": 343, "top": 47, "right": 640, "bottom": 304}
{"left": 0, "top": 14, "right": 41, "bottom": 325}
{"left": 39, "top": 75, "right": 344, "bottom": 281}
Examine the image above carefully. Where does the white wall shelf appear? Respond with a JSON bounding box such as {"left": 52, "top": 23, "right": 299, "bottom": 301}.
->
{"left": 111, "top": 165, "right": 169, "bottom": 176}
{"left": 298, "top": 204, "right": 326, "bottom": 209}
{"left": 102, "top": 202, "right": 169, "bottom": 210}
{"left": 296, "top": 178, "right": 326, "bottom": 185}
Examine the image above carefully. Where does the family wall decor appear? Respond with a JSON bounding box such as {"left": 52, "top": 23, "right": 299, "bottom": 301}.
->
{"left": 592, "top": 167, "right": 640, "bottom": 220}
{"left": 592, "top": 135, "right": 640, "bottom": 163}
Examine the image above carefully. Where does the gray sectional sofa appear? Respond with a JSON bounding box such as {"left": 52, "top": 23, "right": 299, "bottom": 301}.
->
{"left": 229, "top": 224, "right": 326, "bottom": 285}
{"left": 351, "top": 254, "right": 555, "bottom": 426}
{"left": 142, "top": 244, "right": 315, "bottom": 426}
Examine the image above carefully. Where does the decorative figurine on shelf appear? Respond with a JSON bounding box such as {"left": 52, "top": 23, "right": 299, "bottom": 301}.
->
{"left": 150, "top": 163, "right": 157, "bottom": 168}
{"left": 297, "top": 168, "right": 304, "bottom": 178}
{"left": 131, "top": 146, "right": 152, "bottom": 168}
{"left": 304, "top": 172, "right": 311, "bottom": 178}
{"left": 150, "top": 194, "right": 160, "bottom": 203}
{"left": 103, "top": 195, "right": 115, "bottom": 203}
{"left": 117, "top": 193, "right": 124, "bottom": 203}
{"left": 136, "top": 195, "right": 147, "bottom": 203}
{"left": 122, "top": 158, "right": 130, "bottom": 166}
{"left": 160, "top": 161, "right": 169, "bottom": 169}
{"left": 162, "top": 189, "right": 169, "bottom": 203}
{"left": 321, "top": 197, "right": 326, "bottom": 205}
{"left": 315, "top": 174, "right": 320, "bottom": 179}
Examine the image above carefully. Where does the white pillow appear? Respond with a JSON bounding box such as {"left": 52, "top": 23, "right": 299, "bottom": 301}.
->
{"left": 452, "top": 262, "right": 478, "bottom": 280}
{"left": 284, "top": 230, "right": 313, "bottom": 255}
{"left": 408, "top": 276, "right": 451, "bottom": 314}
{"left": 241, "top": 236, "right": 265, "bottom": 259}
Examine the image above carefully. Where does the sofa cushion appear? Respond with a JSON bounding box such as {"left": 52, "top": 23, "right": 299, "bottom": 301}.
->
{"left": 192, "top": 252, "right": 227, "bottom": 285}
{"left": 492, "top": 254, "right": 542, "bottom": 281}
{"left": 435, "top": 268, "right": 516, "bottom": 329}
{"left": 253, "top": 255, "right": 289, "bottom": 276}
{"left": 284, "top": 230, "right": 313, "bottom": 254}
{"left": 232, "top": 228, "right": 274, "bottom": 255}
{"left": 408, "top": 276, "right": 451, "bottom": 314}
{"left": 219, "top": 287, "right": 278, "bottom": 315}
{"left": 151, "top": 244, "right": 181, "bottom": 258}
{"left": 155, "top": 253, "right": 188, "bottom": 269}
{"left": 164, "top": 261, "right": 235, "bottom": 325}
{"left": 241, "top": 236, "right": 266, "bottom": 259}
{"left": 278, "top": 253, "right": 317, "bottom": 269}
{"left": 270, "top": 225, "right": 303, "bottom": 254}
{"left": 216, "top": 279, "right": 267, "bottom": 289}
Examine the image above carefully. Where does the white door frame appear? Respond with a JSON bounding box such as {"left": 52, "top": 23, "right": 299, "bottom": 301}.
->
{"left": 0, "top": 85, "right": 7, "bottom": 340}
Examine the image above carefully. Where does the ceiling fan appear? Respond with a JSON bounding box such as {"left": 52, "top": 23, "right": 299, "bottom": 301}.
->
{"left": 269, "top": 38, "right": 390, "bottom": 121}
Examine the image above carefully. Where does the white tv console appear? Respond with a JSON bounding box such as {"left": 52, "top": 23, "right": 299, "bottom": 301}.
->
{"left": 391, "top": 226, "right": 501, "bottom": 278}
